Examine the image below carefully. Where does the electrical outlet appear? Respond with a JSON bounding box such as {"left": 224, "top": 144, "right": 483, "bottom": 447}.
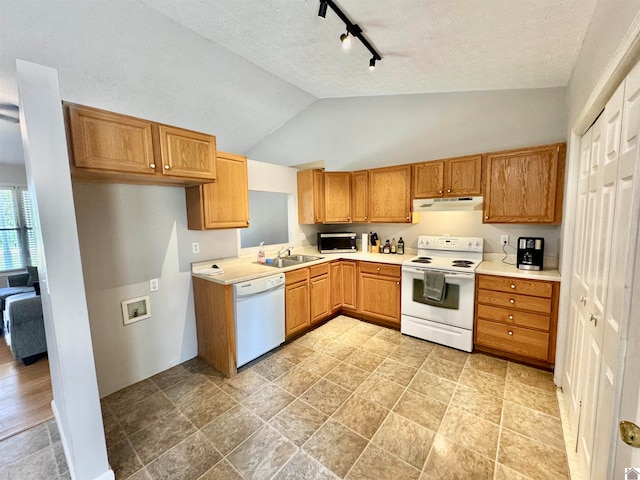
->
{"left": 150, "top": 278, "right": 159, "bottom": 292}
{"left": 192, "top": 242, "right": 200, "bottom": 254}
{"left": 501, "top": 235, "right": 509, "bottom": 246}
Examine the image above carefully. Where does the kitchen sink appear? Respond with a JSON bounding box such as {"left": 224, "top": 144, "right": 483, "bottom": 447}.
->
{"left": 256, "top": 255, "right": 324, "bottom": 268}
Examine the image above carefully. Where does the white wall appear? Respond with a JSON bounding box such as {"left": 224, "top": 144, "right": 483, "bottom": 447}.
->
{"left": 0, "top": 163, "right": 26, "bottom": 184}
{"left": 247, "top": 87, "right": 567, "bottom": 169}
{"left": 73, "top": 158, "right": 300, "bottom": 397}
{"left": 0, "top": 0, "right": 315, "bottom": 154}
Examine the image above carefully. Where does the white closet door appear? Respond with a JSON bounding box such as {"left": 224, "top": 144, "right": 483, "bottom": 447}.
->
{"left": 603, "top": 61, "right": 640, "bottom": 479}
{"left": 564, "top": 125, "right": 593, "bottom": 430}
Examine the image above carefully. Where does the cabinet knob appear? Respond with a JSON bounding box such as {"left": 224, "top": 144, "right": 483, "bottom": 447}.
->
{"left": 347, "top": 216, "right": 350, "bottom": 221}
{"left": 508, "top": 330, "right": 514, "bottom": 336}
{"left": 509, "top": 299, "right": 515, "bottom": 304}
{"left": 510, "top": 284, "right": 516, "bottom": 289}
{"left": 149, "top": 163, "right": 156, "bottom": 169}
{"left": 406, "top": 216, "right": 410, "bottom": 220}
{"left": 377, "top": 267, "right": 381, "bottom": 271}
{"left": 447, "top": 189, "right": 451, "bottom": 193}
{"left": 439, "top": 190, "right": 443, "bottom": 194}
{"left": 364, "top": 216, "right": 368, "bottom": 220}
{"left": 396, "top": 281, "right": 400, "bottom": 285}
{"left": 315, "top": 217, "right": 319, "bottom": 221}
{"left": 485, "top": 215, "right": 489, "bottom": 220}
{"left": 508, "top": 315, "right": 514, "bottom": 320}
{"left": 164, "top": 165, "right": 170, "bottom": 170}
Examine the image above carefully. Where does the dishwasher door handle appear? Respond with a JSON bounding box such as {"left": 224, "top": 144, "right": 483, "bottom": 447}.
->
{"left": 236, "top": 284, "right": 284, "bottom": 300}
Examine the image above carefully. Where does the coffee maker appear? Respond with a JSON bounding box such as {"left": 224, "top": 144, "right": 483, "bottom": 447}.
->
{"left": 517, "top": 237, "right": 544, "bottom": 271}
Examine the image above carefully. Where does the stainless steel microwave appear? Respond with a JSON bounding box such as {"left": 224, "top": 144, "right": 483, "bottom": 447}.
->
{"left": 317, "top": 232, "right": 357, "bottom": 253}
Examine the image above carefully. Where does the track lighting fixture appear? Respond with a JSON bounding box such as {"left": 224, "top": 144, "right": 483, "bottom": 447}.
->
{"left": 318, "top": 1, "right": 327, "bottom": 18}
{"left": 316, "top": 0, "right": 382, "bottom": 70}
{"left": 340, "top": 31, "right": 351, "bottom": 50}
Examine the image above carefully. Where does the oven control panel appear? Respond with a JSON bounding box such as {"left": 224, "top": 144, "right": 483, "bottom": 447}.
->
{"left": 417, "top": 236, "right": 483, "bottom": 252}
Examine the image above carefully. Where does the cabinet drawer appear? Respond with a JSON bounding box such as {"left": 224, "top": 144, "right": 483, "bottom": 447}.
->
{"left": 477, "top": 289, "right": 551, "bottom": 314}
{"left": 286, "top": 268, "right": 309, "bottom": 285}
{"left": 477, "top": 275, "right": 553, "bottom": 298}
{"left": 476, "top": 319, "right": 549, "bottom": 361}
{"left": 309, "top": 263, "right": 330, "bottom": 278}
{"left": 359, "top": 262, "right": 401, "bottom": 278}
{"left": 476, "top": 304, "right": 551, "bottom": 332}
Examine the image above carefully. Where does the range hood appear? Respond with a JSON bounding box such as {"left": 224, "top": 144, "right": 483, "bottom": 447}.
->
{"left": 413, "top": 196, "right": 483, "bottom": 212}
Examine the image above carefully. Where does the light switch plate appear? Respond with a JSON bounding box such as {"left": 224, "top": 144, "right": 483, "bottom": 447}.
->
{"left": 150, "top": 278, "right": 159, "bottom": 292}
{"left": 192, "top": 242, "right": 200, "bottom": 254}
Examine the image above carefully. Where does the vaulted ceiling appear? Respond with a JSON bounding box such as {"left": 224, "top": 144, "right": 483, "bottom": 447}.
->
{"left": 0, "top": 0, "right": 598, "bottom": 165}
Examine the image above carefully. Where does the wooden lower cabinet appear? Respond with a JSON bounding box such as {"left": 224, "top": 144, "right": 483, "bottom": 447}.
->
{"left": 192, "top": 276, "right": 237, "bottom": 377}
{"left": 331, "top": 260, "right": 357, "bottom": 312}
{"left": 474, "top": 274, "right": 559, "bottom": 367}
{"left": 310, "top": 264, "right": 331, "bottom": 324}
{"left": 357, "top": 262, "right": 401, "bottom": 325}
{"left": 285, "top": 269, "right": 311, "bottom": 339}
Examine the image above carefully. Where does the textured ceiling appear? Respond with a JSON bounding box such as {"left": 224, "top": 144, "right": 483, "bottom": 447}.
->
{"left": 142, "top": 0, "right": 598, "bottom": 98}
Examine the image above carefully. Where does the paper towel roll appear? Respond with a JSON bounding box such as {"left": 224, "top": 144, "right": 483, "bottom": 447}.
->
{"left": 362, "top": 233, "right": 368, "bottom": 252}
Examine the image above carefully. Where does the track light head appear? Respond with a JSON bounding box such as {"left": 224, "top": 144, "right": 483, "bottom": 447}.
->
{"left": 318, "top": 1, "right": 327, "bottom": 18}
{"left": 340, "top": 32, "right": 351, "bottom": 50}
{"left": 369, "top": 58, "right": 376, "bottom": 71}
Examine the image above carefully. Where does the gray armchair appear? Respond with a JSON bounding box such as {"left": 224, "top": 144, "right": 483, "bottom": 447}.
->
{"left": 4, "top": 292, "right": 46, "bottom": 364}
{"left": 0, "top": 272, "right": 35, "bottom": 332}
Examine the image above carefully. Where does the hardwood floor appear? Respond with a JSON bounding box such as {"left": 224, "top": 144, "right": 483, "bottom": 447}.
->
{"left": 0, "top": 334, "right": 53, "bottom": 441}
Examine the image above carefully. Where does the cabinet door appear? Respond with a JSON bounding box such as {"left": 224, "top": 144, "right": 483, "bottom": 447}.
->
{"left": 413, "top": 161, "right": 444, "bottom": 198}
{"left": 445, "top": 155, "right": 482, "bottom": 196}
{"left": 68, "top": 105, "right": 156, "bottom": 175}
{"left": 157, "top": 125, "right": 216, "bottom": 180}
{"left": 324, "top": 172, "right": 352, "bottom": 223}
{"left": 369, "top": 165, "right": 412, "bottom": 223}
{"left": 359, "top": 273, "right": 400, "bottom": 323}
{"left": 203, "top": 152, "right": 249, "bottom": 229}
{"left": 285, "top": 280, "right": 310, "bottom": 338}
{"left": 330, "top": 262, "right": 343, "bottom": 311}
{"left": 351, "top": 170, "right": 369, "bottom": 222}
{"left": 342, "top": 261, "right": 357, "bottom": 310}
{"left": 310, "top": 274, "right": 331, "bottom": 323}
{"left": 483, "top": 144, "right": 564, "bottom": 223}
{"left": 297, "top": 169, "right": 324, "bottom": 224}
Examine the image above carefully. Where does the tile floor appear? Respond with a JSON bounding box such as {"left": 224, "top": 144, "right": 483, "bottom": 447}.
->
{"left": 0, "top": 315, "right": 571, "bottom": 479}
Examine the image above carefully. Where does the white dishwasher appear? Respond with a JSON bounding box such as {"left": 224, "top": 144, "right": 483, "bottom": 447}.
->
{"left": 233, "top": 273, "right": 286, "bottom": 368}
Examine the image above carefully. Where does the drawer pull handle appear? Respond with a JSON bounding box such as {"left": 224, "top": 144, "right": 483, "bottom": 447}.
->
{"left": 510, "top": 284, "right": 516, "bottom": 289}
{"left": 508, "top": 315, "right": 514, "bottom": 320}
{"left": 509, "top": 299, "right": 515, "bottom": 304}
{"left": 508, "top": 330, "right": 513, "bottom": 336}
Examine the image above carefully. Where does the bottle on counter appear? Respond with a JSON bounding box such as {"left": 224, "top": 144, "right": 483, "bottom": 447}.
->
{"left": 257, "top": 242, "right": 265, "bottom": 263}
{"left": 391, "top": 238, "right": 397, "bottom": 254}
{"left": 397, "top": 237, "right": 405, "bottom": 255}
{"left": 383, "top": 240, "right": 391, "bottom": 254}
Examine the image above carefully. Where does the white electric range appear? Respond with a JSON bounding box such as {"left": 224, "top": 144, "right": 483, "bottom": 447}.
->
{"left": 401, "top": 235, "right": 484, "bottom": 352}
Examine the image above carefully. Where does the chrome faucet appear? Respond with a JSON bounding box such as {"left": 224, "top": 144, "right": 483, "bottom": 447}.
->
{"left": 276, "top": 246, "right": 294, "bottom": 258}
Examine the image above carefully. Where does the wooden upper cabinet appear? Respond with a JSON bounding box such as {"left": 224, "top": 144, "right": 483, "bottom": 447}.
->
{"left": 297, "top": 169, "right": 324, "bottom": 224}
{"left": 324, "top": 172, "right": 352, "bottom": 223}
{"left": 368, "top": 165, "right": 412, "bottom": 223}
{"left": 157, "top": 125, "right": 216, "bottom": 180}
{"left": 68, "top": 105, "right": 156, "bottom": 175}
{"left": 413, "top": 161, "right": 444, "bottom": 198}
{"left": 351, "top": 170, "right": 369, "bottom": 223}
{"left": 413, "top": 155, "right": 482, "bottom": 198}
{"left": 445, "top": 155, "right": 482, "bottom": 196}
{"left": 483, "top": 143, "right": 565, "bottom": 224}
{"left": 65, "top": 103, "right": 217, "bottom": 185}
{"left": 185, "top": 152, "right": 249, "bottom": 230}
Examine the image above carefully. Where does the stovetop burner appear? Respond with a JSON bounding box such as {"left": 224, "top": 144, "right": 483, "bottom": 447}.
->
{"left": 412, "top": 257, "right": 432, "bottom": 264}
{"left": 452, "top": 260, "right": 474, "bottom": 267}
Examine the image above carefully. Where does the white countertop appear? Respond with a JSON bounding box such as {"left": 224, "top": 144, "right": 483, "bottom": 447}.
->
{"left": 192, "top": 248, "right": 562, "bottom": 284}
{"left": 476, "top": 256, "right": 561, "bottom": 282}
{"left": 192, "top": 247, "right": 411, "bottom": 285}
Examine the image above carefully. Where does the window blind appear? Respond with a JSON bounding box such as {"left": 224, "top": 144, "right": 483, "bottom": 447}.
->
{"left": 0, "top": 186, "right": 38, "bottom": 272}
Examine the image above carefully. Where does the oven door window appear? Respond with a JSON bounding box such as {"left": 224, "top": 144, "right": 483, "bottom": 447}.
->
{"left": 412, "top": 279, "right": 460, "bottom": 310}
